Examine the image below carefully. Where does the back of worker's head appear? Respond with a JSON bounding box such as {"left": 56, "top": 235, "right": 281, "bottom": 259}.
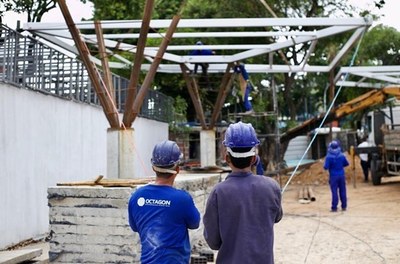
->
{"left": 223, "top": 122, "right": 260, "bottom": 168}
{"left": 151, "top": 140, "right": 182, "bottom": 176}
{"left": 328, "top": 140, "right": 341, "bottom": 155}
{"left": 329, "top": 140, "right": 339, "bottom": 149}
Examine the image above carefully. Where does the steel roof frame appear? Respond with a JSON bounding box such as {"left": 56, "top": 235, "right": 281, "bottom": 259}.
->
{"left": 24, "top": 17, "right": 374, "bottom": 75}
{"left": 335, "top": 66, "right": 400, "bottom": 88}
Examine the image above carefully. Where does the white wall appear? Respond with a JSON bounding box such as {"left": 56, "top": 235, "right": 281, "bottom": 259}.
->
{"left": 0, "top": 83, "right": 168, "bottom": 249}
{"left": 132, "top": 118, "right": 168, "bottom": 177}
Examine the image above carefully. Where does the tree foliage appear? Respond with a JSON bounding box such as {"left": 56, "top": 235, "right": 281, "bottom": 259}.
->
{"left": 0, "top": 0, "right": 57, "bottom": 22}
{"left": 3, "top": 0, "right": 396, "bottom": 169}
{"left": 82, "top": 0, "right": 397, "bottom": 169}
{"left": 358, "top": 24, "right": 400, "bottom": 66}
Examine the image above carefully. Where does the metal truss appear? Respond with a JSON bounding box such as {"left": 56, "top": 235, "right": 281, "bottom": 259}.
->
{"left": 335, "top": 65, "right": 400, "bottom": 88}
{"left": 24, "top": 16, "right": 400, "bottom": 89}
{"left": 24, "top": 17, "right": 373, "bottom": 75}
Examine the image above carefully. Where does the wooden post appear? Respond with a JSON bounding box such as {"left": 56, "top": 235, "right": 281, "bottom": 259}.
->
{"left": 209, "top": 63, "right": 235, "bottom": 129}
{"left": 94, "top": 21, "right": 115, "bottom": 102}
{"left": 130, "top": 15, "right": 181, "bottom": 124}
{"left": 298, "top": 186, "right": 304, "bottom": 200}
{"left": 307, "top": 185, "right": 316, "bottom": 201}
{"left": 58, "top": 0, "right": 120, "bottom": 128}
{"left": 350, "top": 145, "right": 356, "bottom": 188}
{"left": 122, "top": 0, "right": 155, "bottom": 128}
{"left": 180, "top": 64, "right": 207, "bottom": 129}
{"left": 298, "top": 185, "right": 310, "bottom": 204}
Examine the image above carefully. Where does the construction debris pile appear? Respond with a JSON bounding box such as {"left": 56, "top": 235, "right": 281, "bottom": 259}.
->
{"left": 280, "top": 152, "right": 364, "bottom": 186}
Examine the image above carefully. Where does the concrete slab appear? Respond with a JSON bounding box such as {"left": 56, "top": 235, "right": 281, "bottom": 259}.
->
{"left": 22, "top": 242, "right": 49, "bottom": 264}
{"left": 0, "top": 248, "right": 42, "bottom": 264}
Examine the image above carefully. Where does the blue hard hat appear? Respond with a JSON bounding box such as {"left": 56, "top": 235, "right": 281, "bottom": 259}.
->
{"left": 223, "top": 122, "right": 260, "bottom": 148}
{"left": 329, "top": 140, "right": 339, "bottom": 149}
{"left": 151, "top": 140, "right": 182, "bottom": 167}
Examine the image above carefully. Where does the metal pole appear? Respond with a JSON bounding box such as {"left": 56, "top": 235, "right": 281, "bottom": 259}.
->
{"left": 272, "top": 75, "right": 281, "bottom": 187}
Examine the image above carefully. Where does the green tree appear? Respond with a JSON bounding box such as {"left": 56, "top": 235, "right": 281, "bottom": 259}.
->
{"left": 357, "top": 24, "right": 400, "bottom": 66}
{"left": 180, "top": 0, "right": 366, "bottom": 169}
{"left": 0, "top": 0, "right": 57, "bottom": 22}
{"left": 86, "top": 0, "right": 390, "bottom": 170}
{"left": 336, "top": 24, "right": 400, "bottom": 130}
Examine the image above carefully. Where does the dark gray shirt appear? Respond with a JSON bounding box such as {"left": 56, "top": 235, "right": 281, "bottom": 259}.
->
{"left": 203, "top": 171, "right": 283, "bottom": 264}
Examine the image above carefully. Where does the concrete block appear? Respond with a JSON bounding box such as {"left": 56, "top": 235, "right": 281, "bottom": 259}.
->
{"left": 48, "top": 173, "right": 222, "bottom": 263}
{"left": 50, "top": 233, "right": 137, "bottom": 247}
{"left": 50, "top": 214, "right": 129, "bottom": 226}
{"left": 48, "top": 186, "right": 134, "bottom": 199}
{"left": 50, "top": 252, "right": 138, "bottom": 263}
{"left": 48, "top": 197, "right": 128, "bottom": 209}
{"left": 51, "top": 224, "right": 131, "bottom": 236}
{"left": 49, "top": 207, "right": 128, "bottom": 218}
{"left": 0, "top": 248, "right": 42, "bottom": 264}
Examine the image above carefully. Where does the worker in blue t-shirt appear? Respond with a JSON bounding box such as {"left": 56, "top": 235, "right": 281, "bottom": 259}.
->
{"left": 128, "top": 140, "right": 201, "bottom": 264}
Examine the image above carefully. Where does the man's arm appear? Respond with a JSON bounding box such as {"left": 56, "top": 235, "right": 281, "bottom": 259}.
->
{"left": 184, "top": 193, "right": 201, "bottom": 229}
{"left": 203, "top": 191, "right": 222, "bottom": 250}
{"left": 323, "top": 157, "right": 330, "bottom": 170}
{"left": 274, "top": 184, "right": 283, "bottom": 223}
{"left": 128, "top": 196, "right": 138, "bottom": 232}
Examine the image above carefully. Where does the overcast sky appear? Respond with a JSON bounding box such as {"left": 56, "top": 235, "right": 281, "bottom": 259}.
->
{"left": 2, "top": 0, "right": 93, "bottom": 28}
{"left": 2, "top": 0, "right": 400, "bottom": 31}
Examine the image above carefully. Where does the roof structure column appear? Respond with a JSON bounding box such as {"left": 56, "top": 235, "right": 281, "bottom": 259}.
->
{"left": 200, "top": 129, "right": 216, "bottom": 167}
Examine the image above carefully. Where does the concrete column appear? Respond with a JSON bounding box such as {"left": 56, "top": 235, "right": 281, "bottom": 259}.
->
{"left": 107, "top": 128, "right": 136, "bottom": 178}
{"left": 200, "top": 129, "right": 216, "bottom": 167}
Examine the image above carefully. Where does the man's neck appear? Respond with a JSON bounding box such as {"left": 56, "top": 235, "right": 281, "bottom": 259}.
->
{"left": 154, "top": 177, "right": 175, "bottom": 186}
{"left": 231, "top": 166, "right": 252, "bottom": 173}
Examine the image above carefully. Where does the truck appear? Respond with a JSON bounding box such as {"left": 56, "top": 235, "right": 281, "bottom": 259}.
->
{"left": 332, "top": 85, "right": 400, "bottom": 185}
{"left": 363, "top": 106, "right": 400, "bottom": 185}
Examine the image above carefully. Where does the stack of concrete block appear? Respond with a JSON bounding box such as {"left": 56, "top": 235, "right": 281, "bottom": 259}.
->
{"left": 48, "top": 186, "right": 139, "bottom": 263}
{"left": 48, "top": 173, "right": 221, "bottom": 263}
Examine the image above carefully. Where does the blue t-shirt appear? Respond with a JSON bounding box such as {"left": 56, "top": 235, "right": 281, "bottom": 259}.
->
{"left": 128, "top": 184, "right": 200, "bottom": 264}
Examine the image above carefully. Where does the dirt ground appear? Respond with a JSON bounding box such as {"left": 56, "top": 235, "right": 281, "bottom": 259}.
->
{"left": 8, "top": 154, "right": 400, "bottom": 264}
{"left": 273, "top": 154, "right": 400, "bottom": 264}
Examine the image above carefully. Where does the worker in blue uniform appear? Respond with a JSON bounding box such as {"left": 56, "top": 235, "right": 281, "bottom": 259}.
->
{"left": 189, "top": 40, "right": 215, "bottom": 76}
{"left": 128, "top": 140, "right": 200, "bottom": 263}
{"left": 234, "top": 63, "right": 255, "bottom": 114}
{"left": 323, "top": 140, "right": 349, "bottom": 212}
{"left": 203, "top": 121, "right": 283, "bottom": 264}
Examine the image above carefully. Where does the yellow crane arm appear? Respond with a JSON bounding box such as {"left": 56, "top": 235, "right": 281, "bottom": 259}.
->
{"left": 335, "top": 85, "right": 400, "bottom": 118}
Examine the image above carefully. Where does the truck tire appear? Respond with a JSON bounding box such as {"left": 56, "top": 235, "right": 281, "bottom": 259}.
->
{"left": 371, "top": 159, "right": 381, "bottom": 186}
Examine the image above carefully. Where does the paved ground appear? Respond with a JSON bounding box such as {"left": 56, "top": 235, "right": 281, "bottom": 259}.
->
{"left": 274, "top": 177, "right": 400, "bottom": 264}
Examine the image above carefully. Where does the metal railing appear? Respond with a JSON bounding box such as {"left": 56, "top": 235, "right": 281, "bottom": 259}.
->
{"left": 0, "top": 24, "right": 173, "bottom": 123}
